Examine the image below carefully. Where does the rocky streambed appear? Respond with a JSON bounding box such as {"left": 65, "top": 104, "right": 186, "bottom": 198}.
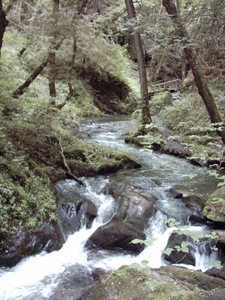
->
{"left": 1, "top": 116, "right": 225, "bottom": 300}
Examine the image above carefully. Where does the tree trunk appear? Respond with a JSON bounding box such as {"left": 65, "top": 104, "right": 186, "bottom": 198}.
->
{"left": 56, "top": 38, "right": 77, "bottom": 109}
{"left": 13, "top": 60, "right": 48, "bottom": 98}
{"left": 0, "top": 0, "right": 9, "bottom": 56}
{"left": 48, "top": 0, "right": 60, "bottom": 98}
{"left": 125, "top": 0, "right": 151, "bottom": 125}
{"left": 162, "top": 0, "right": 225, "bottom": 145}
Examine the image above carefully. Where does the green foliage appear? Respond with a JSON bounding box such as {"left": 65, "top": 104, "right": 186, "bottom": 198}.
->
{"left": 131, "top": 238, "right": 156, "bottom": 247}
{"left": 159, "top": 92, "right": 225, "bottom": 166}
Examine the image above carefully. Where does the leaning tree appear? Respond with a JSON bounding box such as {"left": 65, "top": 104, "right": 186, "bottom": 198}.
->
{"left": 162, "top": 0, "right": 225, "bottom": 145}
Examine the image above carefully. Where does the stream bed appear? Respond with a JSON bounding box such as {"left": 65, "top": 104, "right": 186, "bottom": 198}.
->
{"left": 0, "top": 115, "right": 220, "bottom": 300}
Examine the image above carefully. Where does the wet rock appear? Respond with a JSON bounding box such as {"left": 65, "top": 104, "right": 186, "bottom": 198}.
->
{"left": 86, "top": 182, "right": 157, "bottom": 253}
{"left": 203, "top": 186, "right": 225, "bottom": 223}
{"left": 168, "top": 188, "right": 206, "bottom": 209}
{"left": 151, "top": 116, "right": 190, "bottom": 157}
{"left": 86, "top": 221, "right": 146, "bottom": 253}
{"left": 58, "top": 198, "right": 97, "bottom": 237}
{"left": 163, "top": 232, "right": 195, "bottom": 266}
{"left": 78, "top": 265, "right": 225, "bottom": 300}
{"left": 205, "top": 264, "right": 225, "bottom": 281}
{"left": 167, "top": 188, "right": 208, "bottom": 224}
{"left": 0, "top": 222, "right": 63, "bottom": 268}
{"left": 213, "top": 230, "right": 225, "bottom": 265}
{"left": 56, "top": 183, "right": 97, "bottom": 237}
{"left": 46, "top": 264, "right": 94, "bottom": 300}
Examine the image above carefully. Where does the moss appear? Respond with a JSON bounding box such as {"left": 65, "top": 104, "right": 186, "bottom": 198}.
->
{"left": 81, "top": 265, "right": 225, "bottom": 300}
{"left": 64, "top": 142, "right": 141, "bottom": 176}
{"left": 203, "top": 186, "right": 225, "bottom": 222}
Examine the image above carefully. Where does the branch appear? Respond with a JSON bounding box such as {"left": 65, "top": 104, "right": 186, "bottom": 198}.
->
{"left": 58, "top": 137, "right": 86, "bottom": 187}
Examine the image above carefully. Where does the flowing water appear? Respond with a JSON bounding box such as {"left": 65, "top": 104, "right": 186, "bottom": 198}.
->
{"left": 0, "top": 116, "right": 219, "bottom": 300}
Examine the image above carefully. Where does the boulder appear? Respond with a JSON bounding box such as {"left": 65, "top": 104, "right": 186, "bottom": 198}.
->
{"left": 78, "top": 265, "right": 225, "bottom": 300}
{"left": 58, "top": 198, "right": 97, "bottom": 237}
{"left": 151, "top": 116, "right": 190, "bottom": 157}
{"left": 203, "top": 186, "right": 225, "bottom": 222}
{"left": 163, "top": 232, "right": 195, "bottom": 266}
{"left": 167, "top": 188, "right": 207, "bottom": 224}
{"left": 0, "top": 222, "right": 63, "bottom": 268}
{"left": 56, "top": 182, "right": 97, "bottom": 238}
{"left": 212, "top": 230, "right": 225, "bottom": 265}
{"left": 168, "top": 188, "right": 206, "bottom": 209}
{"left": 86, "top": 182, "right": 157, "bottom": 253}
{"left": 205, "top": 264, "right": 225, "bottom": 281}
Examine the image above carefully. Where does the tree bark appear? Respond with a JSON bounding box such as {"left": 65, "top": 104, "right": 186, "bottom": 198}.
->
{"left": 162, "top": 0, "right": 225, "bottom": 145}
{"left": 13, "top": 60, "right": 48, "bottom": 98}
{"left": 0, "top": 0, "right": 9, "bottom": 56}
{"left": 125, "top": 0, "right": 151, "bottom": 125}
{"left": 48, "top": 0, "right": 60, "bottom": 98}
{"left": 56, "top": 38, "right": 77, "bottom": 109}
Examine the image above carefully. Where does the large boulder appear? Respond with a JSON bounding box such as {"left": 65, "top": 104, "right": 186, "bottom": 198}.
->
{"left": 166, "top": 188, "right": 207, "bottom": 224}
{"left": 58, "top": 198, "right": 97, "bottom": 238}
{"left": 163, "top": 232, "right": 195, "bottom": 266}
{"left": 56, "top": 182, "right": 97, "bottom": 238}
{"left": 203, "top": 186, "right": 225, "bottom": 223}
{"left": 86, "top": 182, "right": 157, "bottom": 253}
{"left": 64, "top": 145, "right": 142, "bottom": 177}
{"left": 0, "top": 222, "right": 63, "bottom": 268}
{"left": 78, "top": 265, "right": 225, "bottom": 300}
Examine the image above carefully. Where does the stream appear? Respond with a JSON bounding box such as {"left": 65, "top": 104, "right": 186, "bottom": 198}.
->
{"left": 0, "top": 115, "right": 220, "bottom": 300}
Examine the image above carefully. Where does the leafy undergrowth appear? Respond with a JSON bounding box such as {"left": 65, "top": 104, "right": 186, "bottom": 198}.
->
{"left": 0, "top": 98, "right": 140, "bottom": 237}
{"left": 128, "top": 90, "right": 225, "bottom": 170}
{"left": 159, "top": 91, "right": 225, "bottom": 167}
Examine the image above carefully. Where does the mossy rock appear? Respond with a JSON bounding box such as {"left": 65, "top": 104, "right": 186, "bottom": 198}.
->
{"left": 79, "top": 265, "right": 225, "bottom": 300}
{"left": 203, "top": 186, "right": 225, "bottom": 222}
{"left": 64, "top": 144, "right": 141, "bottom": 176}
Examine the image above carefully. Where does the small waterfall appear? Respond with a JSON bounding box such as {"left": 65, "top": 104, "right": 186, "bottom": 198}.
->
{"left": 0, "top": 188, "right": 116, "bottom": 300}
{"left": 195, "top": 242, "right": 219, "bottom": 272}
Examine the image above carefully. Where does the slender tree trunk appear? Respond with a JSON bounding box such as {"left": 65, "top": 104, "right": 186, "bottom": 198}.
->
{"left": 162, "top": 0, "right": 225, "bottom": 144}
{"left": 67, "top": 38, "right": 77, "bottom": 98}
{"left": 13, "top": 60, "right": 48, "bottom": 98}
{"left": 48, "top": 0, "right": 59, "bottom": 98}
{"left": 125, "top": 0, "right": 151, "bottom": 125}
{"left": 16, "top": 0, "right": 23, "bottom": 21}
{"left": 0, "top": 0, "right": 8, "bottom": 56}
{"left": 56, "top": 38, "right": 77, "bottom": 109}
